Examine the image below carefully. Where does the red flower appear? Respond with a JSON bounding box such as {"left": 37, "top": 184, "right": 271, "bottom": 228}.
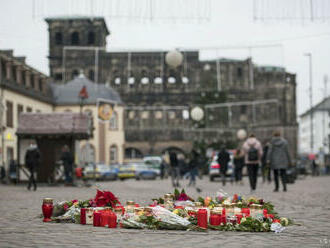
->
{"left": 94, "top": 190, "right": 121, "bottom": 207}
{"left": 72, "top": 199, "right": 78, "bottom": 204}
{"left": 63, "top": 203, "right": 69, "bottom": 211}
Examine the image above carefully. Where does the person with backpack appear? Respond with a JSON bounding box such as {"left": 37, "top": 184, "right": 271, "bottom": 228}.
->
{"left": 242, "top": 134, "right": 263, "bottom": 193}
{"left": 266, "top": 130, "right": 291, "bottom": 192}
{"left": 25, "top": 143, "right": 40, "bottom": 191}
{"left": 217, "top": 146, "right": 231, "bottom": 186}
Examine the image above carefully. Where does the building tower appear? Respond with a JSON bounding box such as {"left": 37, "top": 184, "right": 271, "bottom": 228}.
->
{"left": 45, "top": 16, "right": 109, "bottom": 83}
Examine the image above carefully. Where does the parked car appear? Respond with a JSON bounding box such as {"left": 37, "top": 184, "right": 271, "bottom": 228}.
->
{"left": 143, "top": 156, "right": 162, "bottom": 176}
{"left": 84, "top": 164, "right": 117, "bottom": 181}
{"left": 209, "top": 152, "right": 234, "bottom": 181}
{"left": 118, "top": 162, "right": 158, "bottom": 180}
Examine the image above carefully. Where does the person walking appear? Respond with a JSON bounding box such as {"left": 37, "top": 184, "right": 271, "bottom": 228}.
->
{"left": 60, "top": 145, "right": 74, "bottom": 185}
{"left": 242, "top": 134, "right": 263, "bottom": 193}
{"left": 233, "top": 149, "right": 245, "bottom": 185}
{"left": 267, "top": 130, "right": 291, "bottom": 192}
{"left": 25, "top": 143, "right": 40, "bottom": 191}
{"left": 169, "top": 151, "right": 180, "bottom": 187}
{"left": 261, "top": 142, "right": 271, "bottom": 183}
{"left": 188, "top": 150, "right": 199, "bottom": 187}
{"left": 217, "top": 147, "right": 230, "bottom": 186}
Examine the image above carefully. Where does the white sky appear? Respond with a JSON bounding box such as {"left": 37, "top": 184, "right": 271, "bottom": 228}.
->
{"left": 0, "top": 0, "right": 329, "bottom": 115}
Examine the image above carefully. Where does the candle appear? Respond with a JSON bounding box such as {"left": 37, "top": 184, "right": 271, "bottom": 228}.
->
{"left": 197, "top": 209, "right": 208, "bottom": 229}
{"left": 209, "top": 213, "right": 221, "bottom": 226}
{"left": 100, "top": 211, "right": 111, "bottom": 227}
{"left": 93, "top": 211, "right": 101, "bottom": 227}
{"left": 242, "top": 208, "right": 250, "bottom": 217}
{"left": 80, "top": 208, "right": 86, "bottom": 225}
{"left": 42, "top": 198, "right": 53, "bottom": 222}
{"left": 108, "top": 212, "right": 117, "bottom": 228}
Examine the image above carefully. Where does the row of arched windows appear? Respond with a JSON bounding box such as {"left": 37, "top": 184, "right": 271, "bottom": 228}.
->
{"left": 55, "top": 31, "right": 95, "bottom": 46}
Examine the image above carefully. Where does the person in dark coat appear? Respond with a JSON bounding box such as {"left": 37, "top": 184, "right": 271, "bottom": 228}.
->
{"left": 267, "top": 130, "right": 291, "bottom": 192}
{"left": 169, "top": 151, "right": 180, "bottom": 187}
{"left": 217, "top": 147, "right": 230, "bottom": 186}
{"left": 60, "top": 145, "right": 74, "bottom": 185}
{"left": 261, "top": 142, "right": 271, "bottom": 183}
{"left": 188, "top": 150, "right": 199, "bottom": 187}
{"left": 25, "top": 143, "right": 40, "bottom": 191}
{"left": 233, "top": 149, "right": 245, "bottom": 184}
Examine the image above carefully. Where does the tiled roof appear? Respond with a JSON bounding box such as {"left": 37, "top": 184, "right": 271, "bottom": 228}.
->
{"left": 16, "top": 112, "right": 93, "bottom": 138}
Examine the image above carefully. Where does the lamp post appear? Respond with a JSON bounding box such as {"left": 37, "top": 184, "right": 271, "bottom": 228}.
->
{"left": 304, "top": 53, "right": 313, "bottom": 153}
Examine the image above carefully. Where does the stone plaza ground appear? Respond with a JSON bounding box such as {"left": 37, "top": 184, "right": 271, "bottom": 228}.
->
{"left": 0, "top": 176, "right": 330, "bottom": 248}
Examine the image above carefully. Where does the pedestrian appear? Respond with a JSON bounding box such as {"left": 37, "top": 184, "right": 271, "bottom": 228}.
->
{"left": 242, "top": 134, "right": 263, "bottom": 193}
{"left": 311, "top": 158, "right": 319, "bottom": 176}
{"left": 0, "top": 165, "right": 6, "bottom": 184}
{"left": 160, "top": 155, "right": 166, "bottom": 180}
{"left": 169, "top": 151, "right": 180, "bottom": 187}
{"left": 217, "top": 146, "right": 230, "bottom": 186}
{"left": 9, "top": 160, "right": 18, "bottom": 184}
{"left": 233, "top": 149, "right": 245, "bottom": 185}
{"left": 25, "top": 143, "right": 40, "bottom": 191}
{"left": 261, "top": 142, "right": 271, "bottom": 183}
{"left": 60, "top": 145, "right": 74, "bottom": 185}
{"left": 266, "top": 130, "right": 291, "bottom": 192}
{"left": 188, "top": 150, "right": 199, "bottom": 187}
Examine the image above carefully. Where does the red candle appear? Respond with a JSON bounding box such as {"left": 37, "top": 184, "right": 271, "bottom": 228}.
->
{"left": 209, "top": 214, "right": 221, "bottom": 226}
{"left": 100, "top": 211, "right": 111, "bottom": 227}
{"left": 222, "top": 208, "right": 226, "bottom": 216}
{"left": 263, "top": 209, "right": 268, "bottom": 217}
{"left": 93, "top": 211, "right": 101, "bottom": 227}
{"left": 197, "top": 209, "right": 208, "bottom": 229}
{"left": 108, "top": 212, "right": 117, "bottom": 228}
{"left": 80, "top": 208, "right": 86, "bottom": 225}
{"left": 175, "top": 206, "right": 184, "bottom": 209}
{"left": 42, "top": 198, "right": 53, "bottom": 222}
{"left": 135, "top": 204, "right": 140, "bottom": 207}
{"left": 242, "top": 208, "right": 250, "bottom": 217}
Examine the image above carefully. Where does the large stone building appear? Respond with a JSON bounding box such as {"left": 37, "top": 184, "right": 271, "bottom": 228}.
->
{"left": 0, "top": 49, "right": 125, "bottom": 177}
{"left": 45, "top": 16, "right": 298, "bottom": 158}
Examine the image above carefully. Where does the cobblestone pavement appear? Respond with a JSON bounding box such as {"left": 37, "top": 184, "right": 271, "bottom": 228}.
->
{"left": 0, "top": 176, "right": 330, "bottom": 248}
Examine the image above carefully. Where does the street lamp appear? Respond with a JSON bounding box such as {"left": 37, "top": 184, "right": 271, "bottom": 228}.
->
{"left": 237, "top": 129, "right": 247, "bottom": 140}
{"left": 165, "top": 50, "right": 183, "bottom": 68}
{"left": 304, "top": 53, "right": 313, "bottom": 153}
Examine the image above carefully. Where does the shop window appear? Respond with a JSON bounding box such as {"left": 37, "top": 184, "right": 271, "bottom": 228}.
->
{"left": 17, "top": 104, "right": 23, "bottom": 120}
{"left": 26, "top": 107, "right": 32, "bottom": 112}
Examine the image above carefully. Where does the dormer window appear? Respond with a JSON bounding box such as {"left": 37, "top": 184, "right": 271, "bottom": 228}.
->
{"left": 71, "top": 32, "right": 79, "bottom": 45}
{"left": 55, "top": 32, "right": 63, "bottom": 45}
{"left": 88, "top": 31, "right": 95, "bottom": 45}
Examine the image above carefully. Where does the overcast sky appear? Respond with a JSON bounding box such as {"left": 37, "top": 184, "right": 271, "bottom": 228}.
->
{"left": 0, "top": 0, "right": 329, "bottom": 115}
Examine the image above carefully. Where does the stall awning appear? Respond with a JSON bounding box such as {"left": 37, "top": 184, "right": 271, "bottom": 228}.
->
{"left": 16, "top": 112, "right": 93, "bottom": 139}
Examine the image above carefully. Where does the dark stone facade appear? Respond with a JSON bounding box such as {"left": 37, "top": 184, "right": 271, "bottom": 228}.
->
{"left": 46, "top": 17, "right": 298, "bottom": 158}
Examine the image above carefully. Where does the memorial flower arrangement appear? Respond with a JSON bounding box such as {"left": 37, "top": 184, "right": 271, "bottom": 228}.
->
{"left": 44, "top": 188, "right": 293, "bottom": 233}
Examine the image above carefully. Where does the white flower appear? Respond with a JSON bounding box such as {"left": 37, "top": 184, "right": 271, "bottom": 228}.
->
{"left": 271, "top": 223, "right": 285, "bottom": 233}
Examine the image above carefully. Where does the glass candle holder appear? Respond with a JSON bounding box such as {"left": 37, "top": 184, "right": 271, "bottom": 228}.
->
{"left": 42, "top": 198, "right": 53, "bottom": 222}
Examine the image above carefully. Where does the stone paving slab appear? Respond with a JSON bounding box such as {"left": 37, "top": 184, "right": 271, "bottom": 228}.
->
{"left": 0, "top": 176, "right": 330, "bottom": 248}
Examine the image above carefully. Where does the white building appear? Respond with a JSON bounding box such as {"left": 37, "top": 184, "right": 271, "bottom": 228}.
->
{"left": 299, "top": 97, "right": 330, "bottom": 154}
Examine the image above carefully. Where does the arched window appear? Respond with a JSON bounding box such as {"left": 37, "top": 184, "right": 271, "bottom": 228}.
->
{"left": 88, "top": 31, "right": 95, "bottom": 45}
{"left": 81, "top": 143, "right": 95, "bottom": 165}
{"left": 109, "top": 111, "right": 118, "bottom": 130}
{"left": 71, "top": 32, "right": 80, "bottom": 45}
{"left": 125, "top": 148, "right": 143, "bottom": 159}
{"left": 89, "top": 70, "right": 94, "bottom": 81}
{"left": 55, "top": 32, "right": 63, "bottom": 45}
{"left": 110, "top": 145, "right": 118, "bottom": 164}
